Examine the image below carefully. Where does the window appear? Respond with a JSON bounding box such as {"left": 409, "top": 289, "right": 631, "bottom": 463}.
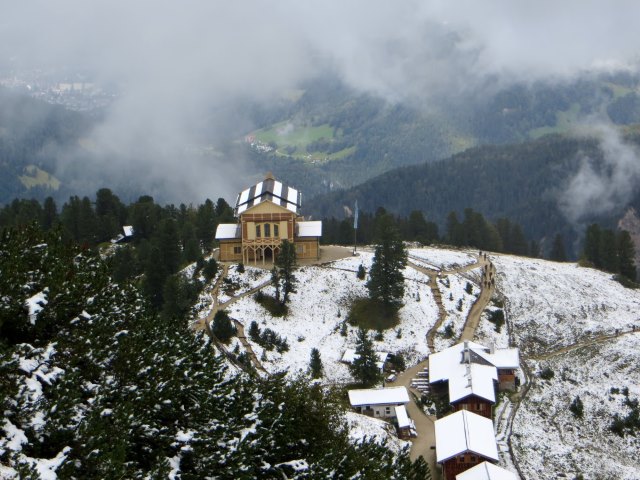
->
{"left": 296, "top": 244, "right": 304, "bottom": 254}
{"left": 264, "top": 223, "right": 271, "bottom": 237}
{"left": 256, "top": 225, "right": 261, "bottom": 238}
{"left": 274, "top": 224, "right": 279, "bottom": 237}
{"left": 233, "top": 247, "right": 241, "bottom": 254}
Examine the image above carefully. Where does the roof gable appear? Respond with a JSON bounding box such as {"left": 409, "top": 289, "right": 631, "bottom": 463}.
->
{"left": 236, "top": 176, "right": 301, "bottom": 215}
{"left": 240, "top": 199, "right": 294, "bottom": 216}
{"left": 435, "top": 410, "right": 498, "bottom": 463}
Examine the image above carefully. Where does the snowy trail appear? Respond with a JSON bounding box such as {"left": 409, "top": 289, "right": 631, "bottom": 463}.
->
{"left": 197, "top": 264, "right": 272, "bottom": 373}
{"left": 529, "top": 327, "right": 639, "bottom": 360}
{"left": 459, "top": 257, "right": 495, "bottom": 341}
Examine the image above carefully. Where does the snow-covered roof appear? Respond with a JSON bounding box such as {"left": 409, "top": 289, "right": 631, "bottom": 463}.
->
{"left": 448, "top": 363, "right": 497, "bottom": 403}
{"left": 395, "top": 405, "right": 411, "bottom": 428}
{"left": 215, "top": 223, "right": 241, "bottom": 240}
{"left": 429, "top": 341, "right": 519, "bottom": 384}
{"left": 429, "top": 341, "right": 489, "bottom": 383}
{"left": 475, "top": 348, "right": 520, "bottom": 370}
{"left": 435, "top": 410, "right": 498, "bottom": 463}
{"left": 456, "top": 461, "right": 517, "bottom": 480}
{"left": 348, "top": 387, "right": 410, "bottom": 407}
{"left": 297, "top": 220, "right": 322, "bottom": 237}
{"left": 123, "top": 225, "right": 134, "bottom": 237}
{"left": 235, "top": 175, "right": 301, "bottom": 215}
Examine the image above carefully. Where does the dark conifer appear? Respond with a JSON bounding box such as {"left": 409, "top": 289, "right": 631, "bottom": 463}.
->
{"left": 350, "top": 328, "right": 382, "bottom": 387}
{"left": 366, "top": 214, "right": 407, "bottom": 311}
{"left": 309, "top": 347, "right": 324, "bottom": 378}
{"left": 550, "top": 234, "right": 567, "bottom": 262}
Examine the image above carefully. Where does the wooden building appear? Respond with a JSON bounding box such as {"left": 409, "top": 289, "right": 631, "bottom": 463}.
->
{"left": 435, "top": 410, "right": 499, "bottom": 480}
{"left": 215, "top": 174, "right": 322, "bottom": 264}
{"left": 429, "top": 341, "right": 520, "bottom": 419}
{"left": 348, "top": 386, "right": 410, "bottom": 420}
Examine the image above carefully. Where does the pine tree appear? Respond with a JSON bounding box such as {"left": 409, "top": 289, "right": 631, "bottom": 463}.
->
{"left": 42, "top": 196, "right": 58, "bottom": 230}
{"left": 446, "top": 211, "right": 464, "bottom": 246}
{"left": 276, "top": 240, "right": 297, "bottom": 305}
{"left": 249, "top": 321, "right": 261, "bottom": 342}
{"left": 617, "top": 230, "right": 637, "bottom": 281}
{"left": 550, "top": 233, "right": 567, "bottom": 262}
{"left": 583, "top": 224, "right": 601, "bottom": 266}
{"left": 366, "top": 214, "right": 407, "bottom": 311}
{"left": 196, "top": 199, "right": 217, "bottom": 252}
{"left": 349, "top": 328, "right": 382, "bottom": 387}
{"left": 309, "top": 348, "right": 324, "bottom": 379}
{"left": 599, "top": 229, "right": 618, "bottom": 273}
{"left": 202, "top": 258, "right": 218, "bottom": 282}
{"left": 212, "top": 309, "right": 236, "bottom": 343}
{"left": 271, "top": 266, "right": 281, "bottom": 303}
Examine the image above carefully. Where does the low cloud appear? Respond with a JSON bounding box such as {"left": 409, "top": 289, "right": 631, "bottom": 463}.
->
{"left": 3, "top": 1, "right": 640, "bottom": 201}
{"left": 559, "top": 123, "right": 640, "bottom": 224}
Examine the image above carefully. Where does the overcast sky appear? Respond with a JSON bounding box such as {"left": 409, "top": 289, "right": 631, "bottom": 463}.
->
{"left": 2, "top": 1, "right": 640, "bottom": 202}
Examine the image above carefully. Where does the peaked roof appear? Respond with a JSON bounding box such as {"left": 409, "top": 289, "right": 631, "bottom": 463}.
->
{"left": 235, "top": 174, "right": 301, "bottom": 215}
{"left": 448, "top": 362, "right": 497, "bottom": 403}
{"left": 435, "top": 410, "right": 499, "bottom": 463}
{"left": 456, "top": 462, "right": 517, "bottom": 480}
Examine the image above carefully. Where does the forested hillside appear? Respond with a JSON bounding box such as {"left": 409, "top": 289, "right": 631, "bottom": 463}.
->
{"left": 4, "top": 71, "right": 640, "bottom": 206}
{"left": 309, "top": 133, "right": 640, "bottom": 258}
{"left": 0, "top": 225, "right": 432, "bottom": 478}
{"left": 0, "top": 88, "right": 91, "bottom": 203}
{"left": 245, "top": 72, "right": 640, "bottom": 198}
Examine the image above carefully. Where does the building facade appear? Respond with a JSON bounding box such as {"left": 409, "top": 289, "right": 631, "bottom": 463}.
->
{"left": 216, "top": 174, "right": 322, "bottom": 264}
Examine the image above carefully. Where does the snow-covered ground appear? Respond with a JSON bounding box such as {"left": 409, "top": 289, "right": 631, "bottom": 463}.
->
{"left": 218, "top": 264, "right": 271, "bottom": 304}
{"left": 344, "top": 412, "right": 410, "bottom": 455}
{"left": 226, "top": 253, "right": 440, "bottom": 382}
{"left": 492, "top": 254, "right": 640, "bottom": 479}
{"left": 433, "top": 273, "right": 479, "bottom": 351}
{"left": 493, "top": 255, "right": 640, "bottom": 355}
{"left": 205, "top": 247, "right": 640, "bottom": 480}
{"left": 408, "top": 247, "right": 476, "bottom": 271}
{"left": 512, "top": 334, "right": 640, "bottom": 480}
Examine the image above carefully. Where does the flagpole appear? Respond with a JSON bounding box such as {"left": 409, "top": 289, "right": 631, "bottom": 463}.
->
{"left": 353, "top": 200, "right": 358, "bottom": 255}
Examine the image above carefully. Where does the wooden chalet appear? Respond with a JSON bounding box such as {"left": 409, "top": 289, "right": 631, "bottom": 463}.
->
{"left": 435, "top": 410, "right": 499, "bottom": 480}
{"left": 215, "top": 174, "right": 322, "bottom": 264}
{"left": 429, "top": 341, "right": 520, "bottom": 419}
{"left": 348, "top": 386, "right": 410, "bottom": 420}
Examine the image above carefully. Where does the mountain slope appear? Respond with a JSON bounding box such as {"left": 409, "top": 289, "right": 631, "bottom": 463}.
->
{"left": 309, "top": 133, "right": 640, "bottom": 256}
{"left": 207, "top": 246, "right": 640, "bottom": 480}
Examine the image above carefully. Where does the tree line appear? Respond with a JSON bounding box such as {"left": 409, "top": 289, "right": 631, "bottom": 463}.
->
{"left": 323, "top": 206, "right": 542, "bottom": 258}
{"left": 0, "top": 188, "right": 235, "bottom": 314}
{"left": 582, "top": 224, "right": 637, "bottom": 282}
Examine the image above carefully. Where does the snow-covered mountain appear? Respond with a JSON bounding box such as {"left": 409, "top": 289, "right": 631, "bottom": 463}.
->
{"left": 202, "top": 246, "right": 640, "bottom": 480}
